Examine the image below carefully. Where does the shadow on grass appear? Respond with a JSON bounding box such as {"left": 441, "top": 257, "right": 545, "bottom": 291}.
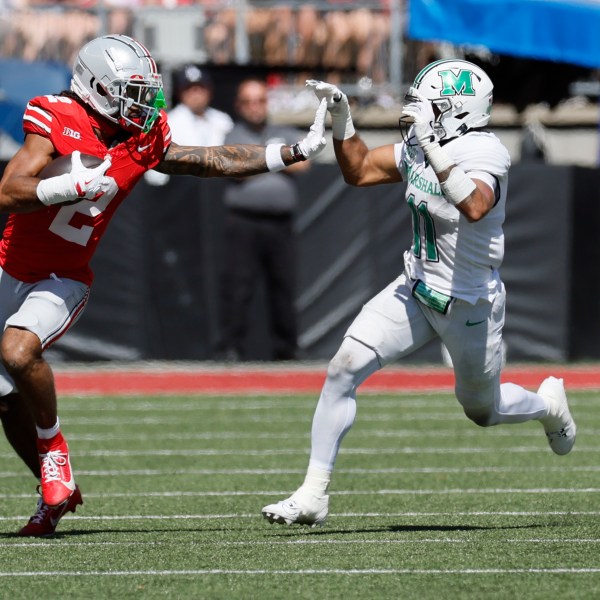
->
{"left": 0, "top": 526, "right": 247, "bottom": 539}
{"left": 264, "top": 522, "right": 545, "bottom": 536}
{"left": 2, "top": 522, "right": 548, "bottom": 540}
{"left": 386, "top": 523, "right": 543, "bottom": 533}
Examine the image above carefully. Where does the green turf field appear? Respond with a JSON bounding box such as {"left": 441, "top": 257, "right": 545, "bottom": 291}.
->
{"left": 0, "top": 391, "right": 599, "bottom": 599}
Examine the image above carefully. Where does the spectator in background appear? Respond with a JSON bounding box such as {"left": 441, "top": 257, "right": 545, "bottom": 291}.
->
{"left": 216, "top": 78, "right": 310, "bottom": 361}
{"left": 202, "top": 1, "right": 236, "bottom": 64}
{"left": 168, "top": 65, "right": 233, "bottom": 147}
{"left": 144, "top": 64, "right": 233, "bottom": 185}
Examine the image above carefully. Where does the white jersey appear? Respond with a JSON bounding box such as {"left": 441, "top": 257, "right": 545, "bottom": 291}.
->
{"left": 395, "top": 131, "right": 511, "bottom": 303}
{"left": 167, "top": 103, "right": 234, "bottom": 147}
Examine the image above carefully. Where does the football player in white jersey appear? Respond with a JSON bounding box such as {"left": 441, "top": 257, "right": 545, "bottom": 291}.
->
{"left": 262, "top": 59, "right": 577, "bottom": 528}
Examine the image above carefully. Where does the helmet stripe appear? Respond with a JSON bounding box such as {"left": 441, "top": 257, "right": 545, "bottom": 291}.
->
{"left": 131, "top": 38, "right": 158, "bottom": 74}
{"left": 414, "top": 59, "right": 458, "bottom": 85}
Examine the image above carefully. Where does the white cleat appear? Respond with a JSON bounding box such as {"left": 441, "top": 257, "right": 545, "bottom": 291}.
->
{"left": 538, "top": 376, "right": 576, "bottom": 455}
{"left": 262, "top": 490, "right": 329, "bottom": 527}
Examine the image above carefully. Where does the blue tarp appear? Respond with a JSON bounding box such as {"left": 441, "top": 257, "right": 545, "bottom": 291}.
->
{"left": 408, "top": 0, "right": 600, "bottom": 68}
{"left": 0, "top": 58, "right": 71, "bottom": 142}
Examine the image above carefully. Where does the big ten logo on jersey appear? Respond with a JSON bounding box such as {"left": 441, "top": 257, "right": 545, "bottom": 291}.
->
{"left": 62, "top": 127, "right": 81, "bottom": 140}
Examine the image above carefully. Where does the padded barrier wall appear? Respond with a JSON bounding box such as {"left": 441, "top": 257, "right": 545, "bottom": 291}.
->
{"left": 0, "top": 162, "right": 593, "bottom": 362}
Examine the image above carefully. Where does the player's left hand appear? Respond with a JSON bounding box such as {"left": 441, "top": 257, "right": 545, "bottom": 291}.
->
{"left": 401, "top": 86, "right": 438, "bottom": 149}
{"left": 305, "top": 80, "right": 347, "bottom": 115}
{"left": 294, "top": 98, "right": 327, "bottom": 160}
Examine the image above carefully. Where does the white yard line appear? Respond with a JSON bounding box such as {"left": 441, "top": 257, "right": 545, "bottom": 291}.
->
{"left": 56, "top": 414, "right": 469, "bottom": 425}
{"left": 2, "top": 510, "right": 600, "bottom": 522}
{"left": 2, "top": 538, "right": 600, "bottom": 549}
{"left": 1, "top": 487, "right": 599, "bottom": 501}
{"left": 0, "top": 568, "right": 599, "bottom": 577}
{"left": 1, "top": 446, "right": 597, "bottom": 458}
{"left": 59, "top": 399, "right": 464, "bottom": 411}
{"left": 0, "top": 465, "right": 598, "bottom": 478}
{"left": 61, "top": 428, "right": 600, "bottom": 442}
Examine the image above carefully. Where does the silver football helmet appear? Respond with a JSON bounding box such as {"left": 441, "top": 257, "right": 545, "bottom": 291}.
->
{"left": 405, "top": 59, "right": 493, "bottom": 141}
{"left": 71, "top": 34, "right": 166, "bottom": 133}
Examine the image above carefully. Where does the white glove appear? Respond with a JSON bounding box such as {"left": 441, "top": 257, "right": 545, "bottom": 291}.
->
{"left": 293, "top": 97, "right": 328, "bottom": 160}
{"left": 305, "top": 79, "right": 355, "bottom": 140}
{"left": 37, "top": 151, "right": 113, "bottom": 206}
{"left": 401, "top": 86, "right": 439, "bottom": 150}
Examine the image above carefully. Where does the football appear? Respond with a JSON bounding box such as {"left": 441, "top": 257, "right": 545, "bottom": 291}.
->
{"left": 39, "top": 153, "right": 104, "bottom": 179}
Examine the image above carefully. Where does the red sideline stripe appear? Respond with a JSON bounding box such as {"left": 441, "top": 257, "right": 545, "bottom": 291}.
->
{"left": 54, "top": 366, "right": 600, "bottom": 395}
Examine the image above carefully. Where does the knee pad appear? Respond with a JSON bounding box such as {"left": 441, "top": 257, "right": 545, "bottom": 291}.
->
{"left": 5, "top": 310, "right": 39, "bottom": 331}
{"left": 324, "top": 337, "right": 380, "bottom": 397}
{"left": 328, "top": 337, "right": 377, "bottom": 377}
{"left": 327, "top": 348, "right": 354, "bottom": 379}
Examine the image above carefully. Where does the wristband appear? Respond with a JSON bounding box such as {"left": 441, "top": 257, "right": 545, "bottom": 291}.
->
{"left": 422, "top": 143, "right": 454, "bottom": 173}
{"left": 439, "top": 167, "right": 477, "bottom": 206}
{"left": 331, "top": 112, "right": 356, "bottom": 141}
{"left": 36, "top": 174, "right": 77, "bottom": 206}
{"left": 291, "top": 143, "right": 307, "bottom": 162}
{"left": 265, "top": 143, "right": 286, "bottom": 172}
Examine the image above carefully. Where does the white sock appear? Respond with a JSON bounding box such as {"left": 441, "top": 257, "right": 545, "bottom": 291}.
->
{"left": 36, "top": 418, "right": 60, "bottom": 440}
{"left": 494, "top": 383, "right": 547, "bottom": 424}
{"left": 300, "top": 466, "right": 332, "bottom": 496}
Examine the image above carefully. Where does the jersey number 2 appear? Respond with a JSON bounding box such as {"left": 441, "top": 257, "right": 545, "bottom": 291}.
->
{"left": 48, "top": 184, "right": 118, "bottom": 246}
{"left": 407, "top": 193, "right": 439, "bottom": 262}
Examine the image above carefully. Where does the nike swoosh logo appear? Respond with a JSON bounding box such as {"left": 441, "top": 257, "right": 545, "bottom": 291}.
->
{"left": 137, "top": 144, "right": 152, "bottom": 153}
{"left": 75, "top": 178, "right": 95, "bottom": 197}
{"left": 49, "top": 511, "right": 64, "bottom": 528}
{"left": 465, "top": 319, "right": 486, "bottom": 327}
{"left": 49, "top": 501, "right": 70, "bottom": 528}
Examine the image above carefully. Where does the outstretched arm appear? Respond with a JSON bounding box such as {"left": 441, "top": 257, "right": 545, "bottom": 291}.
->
{"left": 306, "top": 80, "right": 402, "bottom": 187}
{"left": 156, "top": 142, "right": 299, "bottom": 177}
{"left": 156, "top": 98, "right": 328, "bottom": 178}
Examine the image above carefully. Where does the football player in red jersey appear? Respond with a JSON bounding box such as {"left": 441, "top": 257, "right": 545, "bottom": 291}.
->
{"left": 0, "top": 34, "right": 327, "bottom": 536}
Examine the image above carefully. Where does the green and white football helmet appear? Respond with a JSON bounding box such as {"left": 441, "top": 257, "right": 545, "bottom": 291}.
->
{"left": 406, "top": 59, "right": 493, "bottom": 141}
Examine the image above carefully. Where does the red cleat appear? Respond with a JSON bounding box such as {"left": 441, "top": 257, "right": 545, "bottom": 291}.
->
{"left": 37, "top": 432, "right": 76, "bottom": 507}
{"left": 18, "top": 485, "right": 83, "bottom": 537}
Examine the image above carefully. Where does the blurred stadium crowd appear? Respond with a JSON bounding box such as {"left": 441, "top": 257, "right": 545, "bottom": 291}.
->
{"left": 0, "top": 1, "right": 398, "bottom": 80}
{"left": 0, "top": 1, "right": 596, "bottom": 156}
{"left": 0, "top": 1, "right": 542, "bottom": 105}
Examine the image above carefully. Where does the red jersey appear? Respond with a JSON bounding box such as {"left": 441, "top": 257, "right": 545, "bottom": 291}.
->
{"left": 0, "top": 94, "right": 172, "bottom": 285}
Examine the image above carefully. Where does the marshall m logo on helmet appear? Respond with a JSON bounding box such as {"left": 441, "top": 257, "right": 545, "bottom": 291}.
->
{"left": 438, "top": 69, "right": 476, "bottom": 97}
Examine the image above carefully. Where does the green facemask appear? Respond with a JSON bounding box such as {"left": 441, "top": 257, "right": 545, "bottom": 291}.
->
{"left": 143, "top": 88, "right": 167, "bottom": 133}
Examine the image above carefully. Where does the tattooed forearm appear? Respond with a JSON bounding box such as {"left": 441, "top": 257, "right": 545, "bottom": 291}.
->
{"left": 155, "top": 143, "right": 296, "bottom": 177}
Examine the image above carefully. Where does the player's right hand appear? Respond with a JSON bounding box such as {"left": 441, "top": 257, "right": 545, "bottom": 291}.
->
{"left": 37, "top": 151, "right": 114, "bottom": 206}
{"left": 401, "top": 86, "right": 439, "bottom": 150}
{"left": 69, "top": 151, "right": 113, "bottom": 200}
